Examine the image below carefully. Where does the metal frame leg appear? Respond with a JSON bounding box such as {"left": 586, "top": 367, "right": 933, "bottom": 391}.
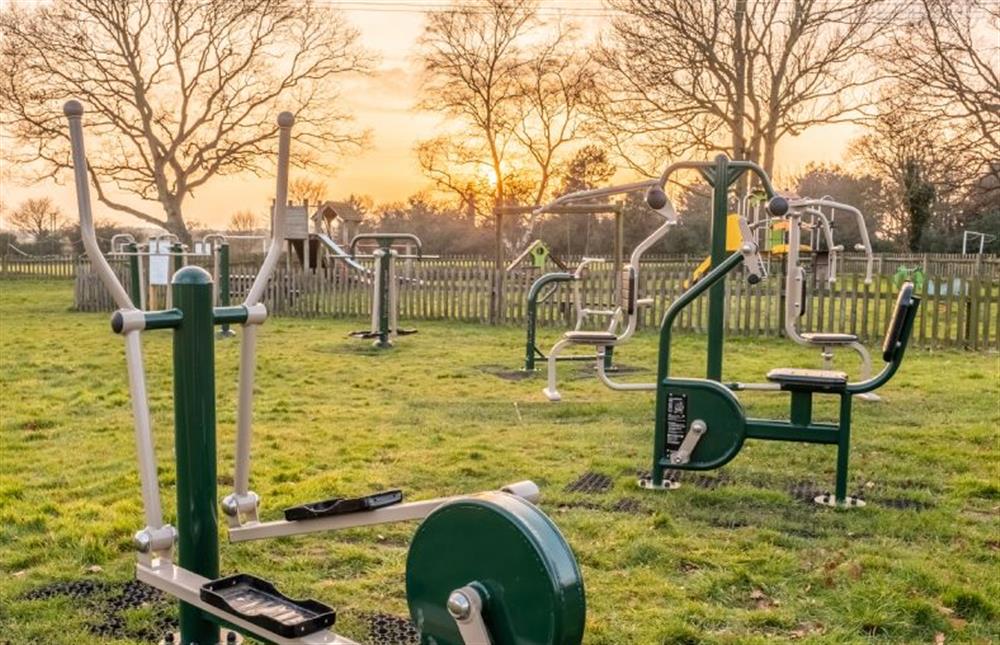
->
{"left": 814, "top": 392, "right": 866, "bottom": 509}
{"left": 543, "top": 339, "right": 572, "bottom": 401}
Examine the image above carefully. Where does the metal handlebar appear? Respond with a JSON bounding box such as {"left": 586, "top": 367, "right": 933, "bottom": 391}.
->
{"left": 244, "top": 112, "right": 294, "bottom": 306}
{"left": 65, "top": 101, "right": 134, "bottom": 310}
{"left": 349, "top": 233, "right": 424, "bottom": 258}
{"left": 790, "top": 197, "right": 873, "bottom": 284}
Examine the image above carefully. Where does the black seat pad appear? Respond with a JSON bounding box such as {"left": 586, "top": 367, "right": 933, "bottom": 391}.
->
{"left": 563, "top": 330, "right": 619, "bottom": 344}
{"left": 801, "top": 332, "right": 858, "bottom": 344}
{"left": 766, "top": 367, "right": 848, "bottom": 391}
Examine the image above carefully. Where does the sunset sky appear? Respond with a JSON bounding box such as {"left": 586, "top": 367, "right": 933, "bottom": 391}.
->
{"left": 0, "top": 1, "right": 860, "bottom": 231}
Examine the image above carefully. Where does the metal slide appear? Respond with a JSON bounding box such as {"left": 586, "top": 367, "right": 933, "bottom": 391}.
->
{"left": 312, "top": 233, "right": 368, "bottom": 273}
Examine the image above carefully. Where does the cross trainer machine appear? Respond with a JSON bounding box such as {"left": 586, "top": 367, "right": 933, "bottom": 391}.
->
{"left": 66, "top": 100, "right": 586, "bottom": 645}
{"left": 535, "top": 182, "right": 677, "bottom": 401}
{"left": 523, "top": 257, "right": 619, "bottom": 372}
{"left": 348, "top": 233, "right": 433, "bottom": 348}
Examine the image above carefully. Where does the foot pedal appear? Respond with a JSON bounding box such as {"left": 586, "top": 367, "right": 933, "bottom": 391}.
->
{"left": 200, "top": 574, "right": 335, "bottom": 638}
{"left": 284, "top": 489, "right": 403, "bottom": 521}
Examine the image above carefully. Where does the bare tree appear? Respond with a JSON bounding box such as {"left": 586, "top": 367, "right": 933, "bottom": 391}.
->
{"left": 596, "top": 0, "right": 897, "bottom": 176}
{"left": 288, "top": 177, "right": 329, "bottom": 205}
{"left": 228, "top": 210, "right": 259, "bottom": 234}
{"left": 850, "top": 90, "right": 970, "bottom": 250}
{"left": 0, "top": 0, "right": 372, "bottom": 243}
{"left": 878, "top": 0, "right": 1000, "bottom": 188}
{"left": 9, "top": 197, "right": 65, "bottom": 240}
{"left": 418, "top": 0, "right": 592, "bottom": 228}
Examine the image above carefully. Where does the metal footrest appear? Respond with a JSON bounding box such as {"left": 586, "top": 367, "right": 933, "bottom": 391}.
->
{"left": 284, "top": 490, "right": 403, "bottom": 521}
{"left": 201, "top": 574, "right": 335, "bottom": 638}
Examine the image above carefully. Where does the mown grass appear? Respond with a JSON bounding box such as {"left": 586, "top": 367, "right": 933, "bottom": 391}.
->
{"left": 1, "top": 279, "right": 997, "bottom": 645}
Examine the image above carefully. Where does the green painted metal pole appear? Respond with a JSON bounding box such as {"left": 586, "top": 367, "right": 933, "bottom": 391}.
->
{"left": 171, "top": 266, "right": 220, "bottom": 645}
{"left": 376, "top": 245, "right": 391, "bottom": 347}
{"left": 706, "top": 155, "right": 730, "bottom": 381}
{"left": 126, "top": 242, "right": 142, "bottom": 306}
{"left": 835, "top": 393, "right": 852, "bottom": 505}
{"left": 524, "top": 271, "right": 573, "bottom": 370}
{"left": 218, "top": 243, "right": 235, "bottom": 338}
{"left": 171, "top": 242, "right": 185, "bottom": 274}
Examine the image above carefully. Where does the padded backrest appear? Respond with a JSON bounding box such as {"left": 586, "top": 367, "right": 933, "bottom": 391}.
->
{"left": 882, "top": 282, "right": 919, "bottom": 362}
{"left": 620, "top": 265, "right": 637, "bottom": 315}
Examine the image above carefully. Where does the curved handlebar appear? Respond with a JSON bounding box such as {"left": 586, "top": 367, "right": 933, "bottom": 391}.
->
{"left": 790, "top": 197, "right": 873, "bottom": 283}
{"left": 64, "top": 101, "right": 134, "bottom": 310}
{"left": 349, "top": 233, "right": 424, "bottom": 258}
{"left": 244, "top": 112, "right": 295, "bottom": 306}
{"left": 110, "top": 233, "right": 137, "bottom": 255}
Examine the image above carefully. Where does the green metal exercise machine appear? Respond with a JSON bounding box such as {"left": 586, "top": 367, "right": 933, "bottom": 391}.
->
{"left": 640, "top": 184, "right": 920, "bottom": 508}
{"left": 523, "top": 258, "right": 617, "bottom": 372}
{"left": 349, "top": 233, "right": 433, "bottom": 348}
{"left": 67, "top": 100, "right": 586, "bottom": 645}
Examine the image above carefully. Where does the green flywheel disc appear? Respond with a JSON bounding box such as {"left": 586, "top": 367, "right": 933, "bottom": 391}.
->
{"left": 406, "top": 492, "right": 585, "bottom": 645}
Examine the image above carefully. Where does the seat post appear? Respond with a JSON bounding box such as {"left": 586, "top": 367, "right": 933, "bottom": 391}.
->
{"left": 835, "top": 393, "right": 853, "bottom": 504}
{"left": 790, "top": 391, "right": 813, "bottom": 426}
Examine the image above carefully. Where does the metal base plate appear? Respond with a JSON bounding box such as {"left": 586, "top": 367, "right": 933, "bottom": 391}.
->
{"left": 637, "top": 475, "right": 681, "bottom": 491}
{"left": 813, "top": 494, "right": 867, "bottom": 508}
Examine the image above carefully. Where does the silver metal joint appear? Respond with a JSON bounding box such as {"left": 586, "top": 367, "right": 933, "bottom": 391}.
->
{"left": 134, "top": 525, "right": 176, "bottom": 553}
{"left": 447, "top": 591, "right": 472, "bottom": 620}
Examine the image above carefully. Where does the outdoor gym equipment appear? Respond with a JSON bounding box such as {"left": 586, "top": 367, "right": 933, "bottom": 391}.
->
{"left": 534, "top": 182, "right": 677, "bottom": 401}
{"left": 66, "top": 100, "right": 585, "bottom": 645}
{"left": 348, "top": 233, "right": 434, "bottom": 348}
{"left": 767, "top": 198, "right": 878, "bottom": 398}
{"left": 523, "top": 257, "right": 618, "bottom": 372}
{"left": 642, "top": 191, "right": 919, "bottom": 508}
{"left": 108, "top": 231, "right": 233, "bottom": 328}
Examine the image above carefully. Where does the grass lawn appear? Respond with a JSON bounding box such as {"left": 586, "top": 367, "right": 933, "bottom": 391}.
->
{"left": 1, "top": 279, "right": 997, "bottom": 644}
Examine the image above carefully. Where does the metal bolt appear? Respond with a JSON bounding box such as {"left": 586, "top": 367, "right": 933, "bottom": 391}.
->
{"left": 447, "top": 591, "right": 472, "bottom": 620}
{"left": 133, "top": 530, "right": 151, "bottom": 553}
{"left": 691, "top": 419, "right": 707, "bottom": 434}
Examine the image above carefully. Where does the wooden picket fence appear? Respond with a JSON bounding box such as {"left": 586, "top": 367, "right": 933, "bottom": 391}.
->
{"left": 0, "top": 255, "right": 77, "bottom": 279}
{"left": 71, "top": 253, "right": 1000, "bottom": 350}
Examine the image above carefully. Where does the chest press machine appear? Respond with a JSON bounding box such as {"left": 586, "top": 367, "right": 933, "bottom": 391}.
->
{"left": 641, "top": 192, "right": 919, "bottom": 508}
{"left": 535, "top": 184, "right": 676, "bottom": 401}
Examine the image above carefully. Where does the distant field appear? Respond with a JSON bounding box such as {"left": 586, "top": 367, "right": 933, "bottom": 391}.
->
{"left": 1, "top": 279, "right": 997, "bottom": 644}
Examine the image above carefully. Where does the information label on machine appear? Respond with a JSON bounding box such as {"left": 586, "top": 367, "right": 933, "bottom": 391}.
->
{"left": 148, "top": 240, "right": 170, "bottom": 286}
{"left": 665, "top": 393, "right": 688, "bottom": 455}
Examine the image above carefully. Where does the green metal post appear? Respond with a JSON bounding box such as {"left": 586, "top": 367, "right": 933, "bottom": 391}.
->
{"left": 171, "top": 242, "right": 185, "bottom": 274}
{"left": 171, "top": 266, "right": 219, "bottom": 645}
{"left": 706, "top": 154, "right": 730, "bottom": 381}
{"left": 789, "top": 391, "right": 813, "bottom": 426}
{"left": 126, "top": 242, "right": 142, "bottom": 306}
{"left": 218, "top": 243, "right": 235, "bottom": 338}
{"left": 376, "top": 244, "right": 391, "bottom": 348}
{"left": 835, "top": 393, "right": 852, "bottom": 505}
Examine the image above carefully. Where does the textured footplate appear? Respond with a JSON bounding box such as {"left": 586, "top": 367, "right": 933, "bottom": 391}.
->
{"left": 200, "top": 574, "right": 335, "bottom": 638}
{"left": 284, "top": 490, "right": 403, "bottom": 521}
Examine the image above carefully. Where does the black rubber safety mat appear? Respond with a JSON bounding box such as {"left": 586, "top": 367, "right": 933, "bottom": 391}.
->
{"left": 654, "top": 469, "right": 731, "bottom": 490}
{"left": 23, "top": 579, "right": 177, "bottom": 641}
{"left": 608, "top": 497, "right": 648, "bottom": 515}
{"left": 476, "top": 364, "right": 535, "bottom": 381}
{"left": 564, "top": 471, "right": 613, "bottom": 494}
{"left": 363, "top": 612, "right": 421, "bottom": 645}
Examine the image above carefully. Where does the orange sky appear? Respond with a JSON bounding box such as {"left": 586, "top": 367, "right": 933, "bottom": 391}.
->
{"left": 0, "top": 1, "right": 861, "bottom": 231}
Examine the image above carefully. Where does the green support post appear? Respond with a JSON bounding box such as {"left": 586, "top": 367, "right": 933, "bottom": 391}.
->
{"left": 218, "top": 243, "right": 235, "bottom": 338}
{"left": 706, "top": 155, "right": 730, "bottom": 382}
{"left": 835, "top": 393, "right": 852, "bottom": 504}
{"left": 126, "top": 242, "right": 142, "bottom": 307}
{"left": 171, "top": 242, "right": 185, "bottom": 274}
{"left": 171, "top": 266, "right": 220, "bottom": 645}
{"left": 376, "top": 244, "right": 392, "bottom": 348}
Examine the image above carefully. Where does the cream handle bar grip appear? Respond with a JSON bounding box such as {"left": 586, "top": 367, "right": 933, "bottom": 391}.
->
{"left": 64, "top": 100, "right": 171, "bottom": 548}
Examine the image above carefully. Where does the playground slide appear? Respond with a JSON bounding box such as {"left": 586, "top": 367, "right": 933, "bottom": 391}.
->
{"left": 312, "top": 233, "right": 368, "bottom": 272}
